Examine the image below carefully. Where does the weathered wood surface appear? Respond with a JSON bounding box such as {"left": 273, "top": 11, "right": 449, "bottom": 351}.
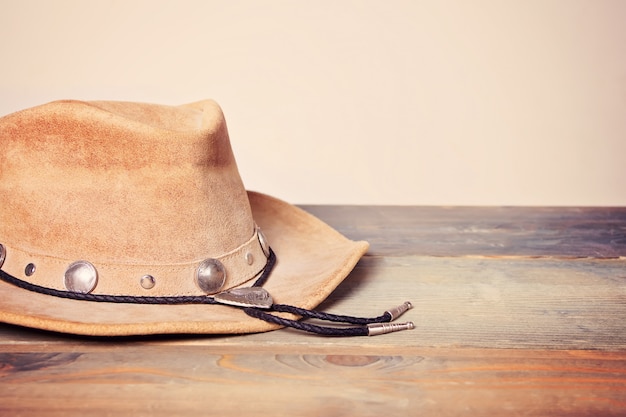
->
{"left": 303, "top": 206, "right": 626, "bottom": 258}
{"left": 1, "top": 206, "right": 625, "bottom": 416}
{"left": 1, "top": 347, "right": 624, "bottom": 416}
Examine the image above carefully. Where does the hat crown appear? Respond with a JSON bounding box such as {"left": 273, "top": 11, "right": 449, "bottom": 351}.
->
{"left": 0, "top": 99, "right": 253, "bottom": 264}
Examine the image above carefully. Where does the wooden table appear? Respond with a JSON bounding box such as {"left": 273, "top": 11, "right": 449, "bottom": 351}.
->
{"left": 1, "top": 206, "right": 625, "bottom": 416}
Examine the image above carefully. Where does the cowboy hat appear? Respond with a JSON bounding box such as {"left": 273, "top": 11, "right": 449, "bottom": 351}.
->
{"left": 0, "top": 99, "right": 372, "bottom": 336}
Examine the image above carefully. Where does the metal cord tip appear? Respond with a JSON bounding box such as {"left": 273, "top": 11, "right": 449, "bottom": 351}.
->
{"left": 367, "top": 322, "right": 415, "bottom": 336}
{"left": 385, "top": 301, "right": 413, "bottom": 321}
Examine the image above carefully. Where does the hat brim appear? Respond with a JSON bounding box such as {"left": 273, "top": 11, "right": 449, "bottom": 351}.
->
{"left": 0, "top": 191, "right": 368, "bottom": 336}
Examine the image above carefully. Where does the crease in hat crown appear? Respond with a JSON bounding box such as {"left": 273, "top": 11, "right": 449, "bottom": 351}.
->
{"left": 0, "top": 99, "right": 255, "bottom": 266}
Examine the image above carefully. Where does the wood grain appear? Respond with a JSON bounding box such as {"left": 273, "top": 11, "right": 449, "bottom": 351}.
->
{"left": 0, "top": 347, "right": 624, "bottom": 416}
{"left": 302, "top": 205, "right": 626, "bottom": 258}
{"left": 1, "top": 206, "right": 625, "bottom": 416}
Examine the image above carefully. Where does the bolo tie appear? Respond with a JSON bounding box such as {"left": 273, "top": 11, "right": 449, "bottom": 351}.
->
{"left": 0, "top": 247, "right": 414, "bottom": 337}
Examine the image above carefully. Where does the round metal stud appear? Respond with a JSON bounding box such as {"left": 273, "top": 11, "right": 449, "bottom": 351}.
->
{"left": 245, "top": 252, "right": 254, "bottom": 265}
{"left": 195, "top": 258, "right": 226, "bottom": 294}
{"left": 0, "top": 244, "right": 5, "bottom": 269}
{"left": 25, "top": 263, "right": 36, "bottom": 276}
{"left": 257, "top": 228, "right": 270, "bottom": 258}
{"left": 64, "top": 261, "right": 98, "bottom": 294}
{"left": 140, "top": 275, "right": 156, "bottom": 290}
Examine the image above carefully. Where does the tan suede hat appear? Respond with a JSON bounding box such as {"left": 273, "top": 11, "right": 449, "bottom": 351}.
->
{"left": 0, "top": 99, "right": 374, "bottom": 336}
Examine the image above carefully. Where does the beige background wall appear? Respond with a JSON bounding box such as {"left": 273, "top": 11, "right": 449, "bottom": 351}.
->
{"left": 1, "top": 0, "right": 624, "bottom": 206}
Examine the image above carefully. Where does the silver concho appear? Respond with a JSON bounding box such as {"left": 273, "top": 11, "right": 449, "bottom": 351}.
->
{"left": 257, "top": 228, "right": 270, "bottom": 258}
{"left": 196, "top": 258, "right": 226, "bottom": 294}
{"left": 25, "top": 263, "right": 36, "bottom": 276}
{"left": 140, "top": 274, "right": 156, "bottom": 290}
{"left": 0, "top": 244, "right": 5, "bottom": 269}
{"left": 64, "top": 260, "right": 98, "bottom": 294}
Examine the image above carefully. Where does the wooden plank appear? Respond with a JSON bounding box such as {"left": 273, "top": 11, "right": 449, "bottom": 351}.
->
{"left": 0, "top": 256, "right": 624, "bottom": 351}
{"left": 301, "top": 206, "right": 626, "bottom": 258}
{"left": 334, "top": 256, "right": 626, "bottom": 350}
{"left": 1, "top": 206, "right": 625, "bottom": 349}
{"left": 0, "top": 347, "right": 625, "bottom": 416}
